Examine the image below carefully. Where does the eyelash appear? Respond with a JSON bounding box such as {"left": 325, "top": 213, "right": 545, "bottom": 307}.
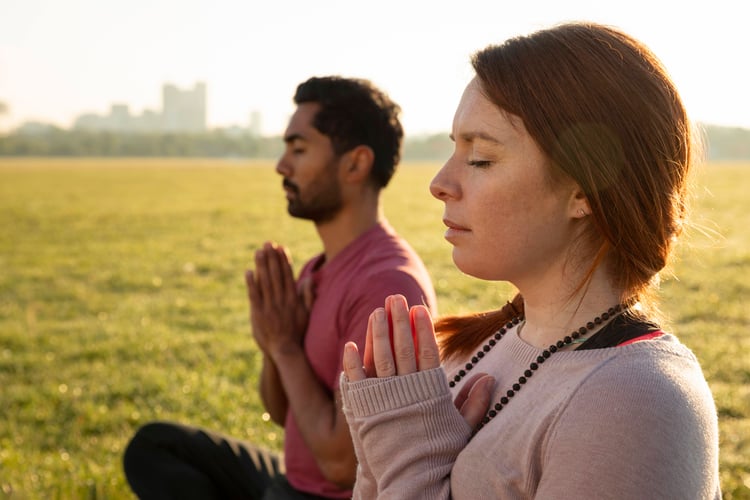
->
{"left": 468, "top": 159, "right": 491, "bottom": 168}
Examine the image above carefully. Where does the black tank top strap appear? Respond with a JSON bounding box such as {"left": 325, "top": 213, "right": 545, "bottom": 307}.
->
{"left": 576, "top": 313, "right": 661, "bottom": 350}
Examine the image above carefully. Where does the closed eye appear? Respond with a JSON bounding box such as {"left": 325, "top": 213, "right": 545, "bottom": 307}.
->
{"left": 468, "top": 160, "right": 491, "bottom": 168}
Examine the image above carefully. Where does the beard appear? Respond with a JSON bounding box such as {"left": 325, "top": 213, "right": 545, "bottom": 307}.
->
{"left": 284, "top": 176, "right": 343, "bottom": 224}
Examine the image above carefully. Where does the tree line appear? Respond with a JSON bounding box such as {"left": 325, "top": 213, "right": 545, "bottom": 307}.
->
{"left": 0, "top": 124, "right": 747, "bottom": 161}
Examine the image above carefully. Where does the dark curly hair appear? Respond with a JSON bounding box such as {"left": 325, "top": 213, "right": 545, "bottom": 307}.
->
{"left": 294, "top": 76, "right": 403, "bottom": 189}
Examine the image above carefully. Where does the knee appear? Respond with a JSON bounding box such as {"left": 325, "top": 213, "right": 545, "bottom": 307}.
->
{"left": 123, "top": 421, "right": 172, "bottom": 474}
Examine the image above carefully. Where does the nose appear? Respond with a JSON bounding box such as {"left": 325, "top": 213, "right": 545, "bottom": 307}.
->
{"left": 276, "top": 152, "right": 291, "bottom": 177}
{"left": 429, "top": 158, "right": 459, "bottom": 201}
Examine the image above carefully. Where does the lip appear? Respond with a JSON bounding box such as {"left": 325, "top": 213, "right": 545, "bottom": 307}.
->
{"left": 443, "top": 218, "right": 469, "bottom": 231}
{"left": 282, "top": 179, "right": 298, "bottom": 200}
{"left": 442, "top": 218, "right": 470, "bottom": 242}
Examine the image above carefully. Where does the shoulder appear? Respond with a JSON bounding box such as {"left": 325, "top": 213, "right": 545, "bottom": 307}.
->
{"left": 539, "top": 337, "right": 720, "bottom": 495}
{"left": 547, "top": 336, "right": 718, "bottom": 461}
{"left": 568, "top": 336, "right": 714, "bottom": 417}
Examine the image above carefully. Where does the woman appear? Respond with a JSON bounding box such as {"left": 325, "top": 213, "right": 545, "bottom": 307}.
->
{"left": 340, "top": 22, "right": 721, "bottom": 499}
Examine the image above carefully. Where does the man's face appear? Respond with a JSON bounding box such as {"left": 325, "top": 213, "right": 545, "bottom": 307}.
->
{"left": 276, "top": 102, "right": 343, "bottom": 223}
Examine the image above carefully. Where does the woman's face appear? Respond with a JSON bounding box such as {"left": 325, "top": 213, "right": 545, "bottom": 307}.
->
{"left": 430, "top": 79, "right": 583, "bottom": 288}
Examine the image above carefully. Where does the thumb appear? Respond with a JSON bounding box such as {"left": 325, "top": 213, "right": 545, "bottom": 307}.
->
{"left": 299, "top": 276, "right": 315, "bottom": 311}
{"left": 458, "top": 374, "right": 494, "bottom": 429}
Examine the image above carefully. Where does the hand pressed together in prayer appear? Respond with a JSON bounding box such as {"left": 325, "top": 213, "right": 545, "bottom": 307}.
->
{"left": 342, "top": 294, "right": 496, "bottom": 429}
{"left": 245, "top": 242, "right": 314, "bottom": 357}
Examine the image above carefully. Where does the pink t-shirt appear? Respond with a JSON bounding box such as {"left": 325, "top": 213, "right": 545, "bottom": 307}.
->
{"left": 283, "top": 221, "right": 436, "bottom": 498}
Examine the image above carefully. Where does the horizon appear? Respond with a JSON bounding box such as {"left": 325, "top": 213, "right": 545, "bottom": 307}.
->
{"left": 1, "top": 0, "right": 748, "bottom": 135}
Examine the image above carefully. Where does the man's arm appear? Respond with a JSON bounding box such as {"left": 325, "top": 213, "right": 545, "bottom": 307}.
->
{"left": 270, "top": 346, "right": 357, "bottom": 487}
{"left": 246, "top": 242, "right": 355, "bottom": 487}
{"left": 258, "top": 356, "right": 288, "bottom": 425}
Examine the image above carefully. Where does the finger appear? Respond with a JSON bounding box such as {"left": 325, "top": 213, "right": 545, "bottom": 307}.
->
{"left": 411, "top": 305, "right": 441, "bottom": 371}
{"left": 370, "top": 307, "right": 396, "bottom": 377}
{"left": 245, "top": 269, "right": 260, "bottom": 303}
{"left": 342, "top": 341, "right": 366, "bottom": 382}
{"left": 263, "top": 242, "right": 285, "bottom": 303}
{"left": 453, "top": 372, "right": 487, "bottom": 411}
{"left": 300, "top": 276, "right": 315, "bottom": 311}
{"left": 458, "top": 374, "right": 495, "bottom": 429}
{"left": 276, "top": 245, "right": 297, "bottom": 302}
{"left": 254, "top": 247, "right": 273, "bottom": 302}
{"left": 388, "top": 295, "right": 417, "bottom": 375}
{"left": 363, "top": 311, "right": 376, "bottom": 378}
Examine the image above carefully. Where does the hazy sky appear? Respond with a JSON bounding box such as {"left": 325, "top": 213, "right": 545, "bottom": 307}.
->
{"left": 1, "top": 0, "right": 748, "bottom": 135}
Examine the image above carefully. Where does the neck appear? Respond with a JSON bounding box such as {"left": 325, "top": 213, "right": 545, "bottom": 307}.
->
{"left": 315, "top": 195, "right": 381, "bottom": 263}
{"left": 516, "top": 266, "right": 624, "bottom": 349}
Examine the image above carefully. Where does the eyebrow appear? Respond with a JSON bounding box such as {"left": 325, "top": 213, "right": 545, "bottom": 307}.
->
{"left": 283, "top": 133, "right": 306, "bottom": 144}
{"left": 449, "top": 131, "right": 503, "bottom": 144}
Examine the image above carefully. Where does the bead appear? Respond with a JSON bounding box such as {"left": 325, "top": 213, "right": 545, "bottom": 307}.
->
{"left": 451, "top": 306, "right": 628, "bottom": 438}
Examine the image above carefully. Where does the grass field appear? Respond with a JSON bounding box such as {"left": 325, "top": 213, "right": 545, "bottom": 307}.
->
{"left": 0, "top": 158, "right": 748, "bottom": 499}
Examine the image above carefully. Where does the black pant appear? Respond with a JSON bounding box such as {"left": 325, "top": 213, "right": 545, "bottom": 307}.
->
{"left": 123, "top": 421, "right": 330, "bottom": 500}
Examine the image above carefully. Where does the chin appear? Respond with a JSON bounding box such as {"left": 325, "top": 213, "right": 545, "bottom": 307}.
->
{"left": 453, "top": 252, "right": 502, "bottom": 281}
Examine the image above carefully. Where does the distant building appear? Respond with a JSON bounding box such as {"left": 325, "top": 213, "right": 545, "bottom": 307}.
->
{"left": 162, "top": 82, "right": 206, "bottom": 133}
{"left": 71, "top": 82, "right": 207, "bottom": 133}
{"left": 248, "top": 110, "right": 262, "bottom": 137}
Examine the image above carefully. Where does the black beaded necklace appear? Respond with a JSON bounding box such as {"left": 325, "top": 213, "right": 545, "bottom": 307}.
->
{"left": 447, "top": 304, "right": 626, "bottom": 434}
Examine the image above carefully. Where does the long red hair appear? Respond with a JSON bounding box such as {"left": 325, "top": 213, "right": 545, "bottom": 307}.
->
{"left": 437, "top": 22, "right": 695, "bottom": 361}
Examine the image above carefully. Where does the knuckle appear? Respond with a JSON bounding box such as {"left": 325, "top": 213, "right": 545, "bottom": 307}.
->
{"left": 419, "top": 347, "right": 439, "bottom": 363}
{"left": 395, "top": 344, "right": 415, "bottom": 360}
{"left": 375, "top": 359, "right": 396, "bottom": 375}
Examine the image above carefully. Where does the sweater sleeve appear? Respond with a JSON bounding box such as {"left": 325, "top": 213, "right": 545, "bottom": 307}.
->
{"left": 340, "top": 368, "right": 472, "bottom": 499}
{"left": 535, "top": 349, "right": 721, "bottom": 499}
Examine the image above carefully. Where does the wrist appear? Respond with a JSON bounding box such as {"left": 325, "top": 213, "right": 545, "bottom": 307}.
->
{"left": 269, "top": 341, "right": 305, "bottom": 363}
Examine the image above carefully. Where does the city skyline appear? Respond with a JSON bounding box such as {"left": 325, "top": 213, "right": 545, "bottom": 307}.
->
{"left": 1, "top": 0, "right": 749, "bottom": 135}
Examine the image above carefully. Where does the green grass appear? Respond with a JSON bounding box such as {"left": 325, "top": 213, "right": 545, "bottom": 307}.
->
{"left": 0, "top": 158, "right": 748, "bottom": 498}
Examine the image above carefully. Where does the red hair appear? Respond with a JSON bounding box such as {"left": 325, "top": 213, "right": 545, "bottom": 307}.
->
{"left": 438, "top": 22, "right": 695, "bottom": 361}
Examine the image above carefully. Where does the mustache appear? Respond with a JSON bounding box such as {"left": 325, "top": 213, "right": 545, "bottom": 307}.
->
{"left": 282, "top": 178, "right": 299, "bottom": 194}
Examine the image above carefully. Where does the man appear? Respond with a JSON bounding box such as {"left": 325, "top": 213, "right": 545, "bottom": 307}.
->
{"left": 123, "top": 76, "right": 437, "bottom": 499}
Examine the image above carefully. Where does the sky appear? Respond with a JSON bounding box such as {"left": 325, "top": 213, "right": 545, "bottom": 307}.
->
{"left": 1, "top": 0, "right": 748, "bottom": 136}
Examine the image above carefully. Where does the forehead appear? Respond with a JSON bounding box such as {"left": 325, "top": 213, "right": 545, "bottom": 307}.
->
{"left": 452, "top": 78, "right": 525, "bottom": 144}
{"left": 284, "top": 102, "right": 325, "bottom": 141}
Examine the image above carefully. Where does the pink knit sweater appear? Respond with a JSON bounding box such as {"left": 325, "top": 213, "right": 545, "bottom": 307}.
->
{"left": 341, "top": 332, "right": 721, "bottom": 499}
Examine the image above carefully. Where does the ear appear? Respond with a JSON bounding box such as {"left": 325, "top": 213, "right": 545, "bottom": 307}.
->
{"left": 569, "top": 186, "right": 591, "bottom": 219}
{"left": 341, "top": 145, "right": 375, "bottom": 184}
